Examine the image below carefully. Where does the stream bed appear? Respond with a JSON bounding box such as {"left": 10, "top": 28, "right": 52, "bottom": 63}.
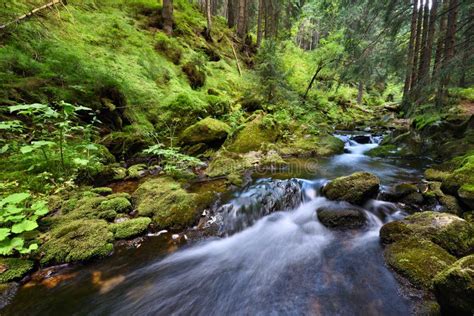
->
{"left": 2, "top": 133, "right": 431, "bottom": 315}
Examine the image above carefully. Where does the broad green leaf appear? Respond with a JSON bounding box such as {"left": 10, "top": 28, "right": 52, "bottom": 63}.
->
{"left": 19, "top": 243, "right": 38, "bottom": 254}
{"left": 1, "top": 192, "right": 30, "bottom": 206}
{"left": 8, "top": 103, "right": 47, "bottom": 113}
{"left": 4, "top": 215, "right": 26, "bottom": 222}
{"left": 31, "top": 140, "right": 56, "bottom": 147}
{"left": 0, "top": 144, "right": 9, "bottom": 153}
{"left": 20, "top": 145, "right": 35, "bottom": 154}
{"left": 32, "top": 200, "right": 49, "bottom": 216}
{"left": 4, "top": 204, "right": 24, "bottom": 214}
{"left": 0, "top": 228, "right": 10, "bottom": 241}
{"left": 11, "top": 219, "right": 38, "bottom": 234}
{"left": 0, "top": 120, "right": 23, "bottom": 131}
{"left": 73, "top": 158, "right": 89, "bottom": 166}
{"left": 0, "top": 237, "right": 24, "bottom": 255}
{"left": 85, "top": 144, "right": 98, "bottom": 151}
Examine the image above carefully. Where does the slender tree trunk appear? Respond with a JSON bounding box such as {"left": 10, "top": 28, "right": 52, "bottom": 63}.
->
{"left": 237, "top": 0, "right": 247, "bottom": 38}
{"left": 411, "top": 0, "right": 424, "bottom": 91}
{"left": 257, "top": 0, "right": 264, "bottom": 47}
{"left": 162, "top": 0, "right": 174, "bottom": 35}
{"left": 403, "top": 0, "right": 418, "bottom": 99}
{"left": 357, "top": 81, "right": 364, "bottom": 105}
{"left": 264, "top": 0, "right": 272, "bottom": 38}
{"left": 417, "top": 0, "right": 430, "bottom": 87}
{"left": 437, "top": 0, "right": 458, "bottom": 106}
{"left": 423, "top": 0, "right": 438, "bottom": 84}
{"left": 433, "top": 0, "right": 447, "bottom": 78}
{"left": 204, "top": 0, "right": 212, "bottom": 39}
{"left": 227, "top": 0, "right": 236, "bottom": 28}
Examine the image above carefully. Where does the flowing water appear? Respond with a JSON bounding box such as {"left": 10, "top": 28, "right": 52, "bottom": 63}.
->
{"left": 2, "top": 133, "right": 430, "bottom": 315}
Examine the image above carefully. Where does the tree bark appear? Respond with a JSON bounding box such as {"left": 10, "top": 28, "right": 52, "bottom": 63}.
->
{"left": 257, "top": 0, "right": 264, "bottom": 46}
{"left": 357, "top": 81, "right": 364, "bottom": 105}
{"left": 237, "top": 0, "right": 247, "bottom": 38}
{"left": 205, "top": 0, "right": 212, "bottom": 39}
{"left": 162, "top": 0, "right": 174, "bottom": 35}
{"left": 422, "top": 0, "right": 438, "bottom": 84}
{"left": 411, "top": 0, "right": 424, "bottom": 90}
{"left": 433, "top": 0, "right": 448, "bottom": 78}
{"left": 403, "top": 0, "right": 419, "bottom": 99}
{"left": 227, "top": 0, "right": 236, "bottom": 28}
{"left": 417, "top": 0, "right": 430, "bottom": 87}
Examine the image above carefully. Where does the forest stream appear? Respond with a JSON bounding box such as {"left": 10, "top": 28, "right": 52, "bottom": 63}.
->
{"left": 2, "top": 133, "right": 433, "bottom": 315}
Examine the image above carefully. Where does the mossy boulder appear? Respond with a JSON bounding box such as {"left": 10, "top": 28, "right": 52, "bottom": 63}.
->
{"left": 380, "top": 211, "right": 474, "bottom": 257}
{"left": 180, "top": 117, "right": 231, "bottom": 146}
{"left": 110, "top": 217, "right": 151, "bottom": 239}
{"left": 40, "top": 219, "right": 114, "bottom": 265}
{"left": 127, "top": 164, "right": 147, "bottom": 179}
{"left": 366, "top": 144, "right": 399, "bottom": 157}
{"left": 99, "top": 197, "right": 132, "bottom": 214}
{"left": 424, "top": 168, "right": 450, "bottom": 182}
{"left": 132, "top": 177, "right": 199, "bottom": 229}
{"left": 433, "top": 255, "right": 474, "bottom": 315}
{"left": 277, "top": 134, "right": 344, "bottom": 157}
{"left": 458, "top": 184, "right": 474, "bottom": 209}
{"left": 228, "top": 116, "right": 279, "bottom": 153}
{"left": 322, "top": 172, "right": 380, "bottom": 205}
{"left": 0, "top": 259, "right": 34, "bottom": 283}
{"left": 316, "top": 206, "right": 367, "bottom": 229}
{"left": 441, "top": 154, "right": 474, "bottom": 195}
{"left": 384, "top": 238, "right": 456, "bottom": 290}
{"left": 91, "top": 187, "right": 113, "bottom": 196}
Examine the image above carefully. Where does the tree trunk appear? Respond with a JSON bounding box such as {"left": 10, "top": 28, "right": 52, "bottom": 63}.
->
{"left": 257, "top": 0, "right": 264, "bottom": 47}
{"left": 417, "top": 0, "right": 430, "bottom": 87}
{"left": 433, "top": 0, "right": 447, "bottom": 78}
{"left": 403, "top": 0, "right": 419, "bottom": 99}
{"left": 205, "top": 0, "right": 212, "bottom": 39}
{"left": 357, "top": 81, "right": 364, "bottom": 105}
{"left": 264, "top": 0, "right": 273, "bottom": 38}
{"left": 227, "top": 0, "right": 236, "bottom": 28}
{"left": 162, "top": 0, "right": 174, "bottom": 35}
{"left": 422, "top": 0, "right": 438, "bottom": 84}
{"left": 411, "top": 0, "right": 424, "bottom": 90}
{"left": 437, "top": 0, "right": 458, "bottom": 106}
{"left": 237, "top": 0, "right": 247, "bottom": 38}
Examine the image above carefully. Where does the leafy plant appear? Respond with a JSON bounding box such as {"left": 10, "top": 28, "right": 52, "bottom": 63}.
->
{"left": 0, "top": 192, "right": 48, "bottom": 255}
{"left": 143, "top": 143, "right": 204, "bottom": 177}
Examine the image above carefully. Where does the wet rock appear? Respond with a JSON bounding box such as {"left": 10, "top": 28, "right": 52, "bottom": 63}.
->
{"left": 0, "top": 283, "right": 18, "bottom": 310}
{"left": 424, "top": 168, "right": 450, "bottom": 182}
{"left": 433, "top": 255, "right": 474, "bottom": 315}
{"left": 458, "top": 184, "right": 474, "bottom": 209}
{"left": 316, "top": 206, "right": 367, "bottom": 229}
{"left": 380, "top": 211, "right": 474, "bottom": 257}
{"left": 180, "top": 117, "right": 231, "bottom": 146}
{"left": 424, "top": 182, "right": 463, "bottom": 215}
{"left": 351, "top": 135, "right": 371, "bottom": 144}
{"left": 132, "top": 177, "right": 200, "bottom": 229}
{"left": 228, "top": 115, "right": 278, "bottom": 153}
{"left": 40, "top": 219, "right": 114, "bottom": 265}
{"left": 322, "top": 172, "right": 380, "bottom": 205}
{"left": 0, "top": 259, "right": 33, "bottom": 283}
{"left": 384, "top": 238, "right": 456, "bottom": 290}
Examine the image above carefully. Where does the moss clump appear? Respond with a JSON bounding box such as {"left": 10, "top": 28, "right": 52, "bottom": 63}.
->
{"left": 206, "top": 151, "right": 253, "bottom": 177}
{"left": 110, "top": 217, "right": 151, "bottom": 239}
{"left": 99, "top": 197, "right": 132, "bottom": 214}
{"left": 458, "top": 184, "right": 474, "bottom": 209}
{"left": 441, "top": 154, "right": 474, "bottom": 195}
{"left": 322, "top": 172, "right": 380, "bottom": 205}
{"left": 384, "top": 238, "right": 456, "bottom": 290}
{"left": 180, "top": 117, "right": 231, "bottom": 145}
{"left": 127, "top": 164, "right": 147, "bottom": 179}
{"left": 424, "top": 168, "right": 450, "bottom": 182}
{"left": 132, "top": 177, "right": 199, "bottom": 229}
{"left": 41, "top": 219, "right": 114, "bottom": 265}
{"left": 90, "top": 187, "right": 113, "bottom": 196}
{"left": 0, "top": 259, "right": 34, "bottom": 283}
{"left": 366, "top": 144, "right": 399, "bottom": 157}
{"left": 277, "top": 133, "right": 344, "bottom": 157}
{"left": 433, "top": 255, "right": 474, "bottom": 315}
{"left": 228, "top": 116, "right": 279, "bottom": 153}
{"left": 380, "top": 221, "right": 412, "bottom": 244}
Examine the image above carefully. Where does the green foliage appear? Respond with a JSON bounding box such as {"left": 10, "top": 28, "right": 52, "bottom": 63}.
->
{"left": 1, "top": 102, "right": 105, "bottom": 192}
{"left": 143, "top": 143, "right": 204, "bottom": 178}
{"left": 0, "top": 192, "right": 48, "bottom": 255}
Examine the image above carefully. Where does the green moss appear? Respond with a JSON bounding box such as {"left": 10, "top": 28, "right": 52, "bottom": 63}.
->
{"left": 322, "top": 172, "right": 380, "bottom": 205}
{"left": 433, "top": 255, "right": 474, "bottom": 314}
{"left": 99, "top": 197, "right": 132, "bottom": 213}
{"left": 206, "top": 151, "right": 253, "bottom": 177}
{"left": 228, "top": 116, "right": 279, "bottom": 153}
{"left": 132, "top": 177, "right": 199, "bottom": 229}
{"left": 366, "top": 144, "right": 399, "bottom": 157}
{"left": 91, "top": 187, "right": 113, "bottom": 196}
{"left": 40, "top": 219, "right": 114, "bottom": 265}
{"left": 424, "top": 168, "right": 450, "bottom": 182}
{"left": 127, "top": 164, "right": 147, "bottom": 179}
{"left": 110, "top": 217, "right": 151, "bottom": 239}
{"left": 380, "top": 221, "right": 412, "bottom": 244}
{"left": 180, "top": 117, "right": 231, "bottom": 145}
{"left": 0, "top": 258, "right": 34, "bottom": 283}
{"left": 277, "top": 133, "right": 344, "bottom": 157}
{"left": 384, "top": 238, "right": 456, "bottom": 290}
{"left": 441, "top": 154, "right": 474, "bottom": 195}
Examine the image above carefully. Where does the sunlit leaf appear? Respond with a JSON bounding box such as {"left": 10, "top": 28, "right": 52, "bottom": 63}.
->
{"left": 0, "top": 192, "right": 30, "bottom": 206}
{"left": 0, "top": 228, "right": 11, "bottom": 241}
{"left": 11, "top": 219, "right": 38, "bottom": 234}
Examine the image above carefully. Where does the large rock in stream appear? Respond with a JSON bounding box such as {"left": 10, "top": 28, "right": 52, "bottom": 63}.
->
{"left": 433, "top": 255, "right": 474, "bottom": 315}
{"left": 322, "top": 172, "right": 380, "bottom": 205}
{"left": 316, "top": 206, "right": 367, "bottom": 229}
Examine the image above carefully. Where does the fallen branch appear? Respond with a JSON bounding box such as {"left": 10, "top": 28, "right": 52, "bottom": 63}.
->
{"left": 228, "top": 37, "right": 242, "bottom": 76}
{"left": 0, "top": 0, "right": 62, "bottom": 30}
